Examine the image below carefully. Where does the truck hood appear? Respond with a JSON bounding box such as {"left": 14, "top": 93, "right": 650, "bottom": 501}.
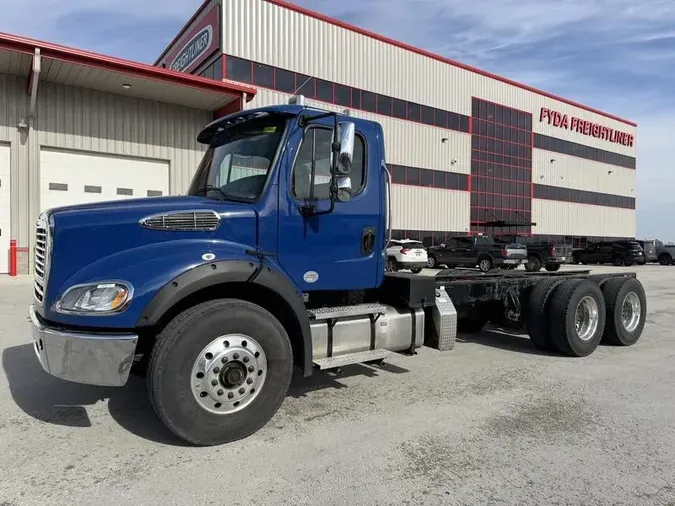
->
{"left": 43, "top": 196, "right": 258, "bottom": 301}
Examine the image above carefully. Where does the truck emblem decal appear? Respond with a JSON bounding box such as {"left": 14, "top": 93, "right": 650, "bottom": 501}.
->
{"left": 303, "top": 271, "right": 319, "bottom": 283}
{"left": 202, "top": 253, "right": 216, "bottom": 261}
{"left": 170, "top": 25, "right": 214, "bottom": 73}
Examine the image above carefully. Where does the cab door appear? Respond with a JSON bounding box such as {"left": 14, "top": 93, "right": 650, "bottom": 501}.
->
{"left": 276, "top": 118, "right": 383, "bottom": 292}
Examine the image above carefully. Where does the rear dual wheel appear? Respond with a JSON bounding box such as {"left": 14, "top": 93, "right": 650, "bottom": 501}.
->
{"left": 525, "top": 277, "right": 646, "bottom": 356}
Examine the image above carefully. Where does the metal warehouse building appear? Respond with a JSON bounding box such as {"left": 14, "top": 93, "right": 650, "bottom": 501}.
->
{"left": 156, "top": 0, "right": 638, "bottom": 247}
{"left": 0, "top": 32, "right": 256, "bottom": 274}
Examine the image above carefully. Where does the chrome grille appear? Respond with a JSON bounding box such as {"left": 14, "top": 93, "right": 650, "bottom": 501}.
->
{"left": 34, "top": 217, "right": 50, "bottom": 304}
{"left": 140, "top": 210, "right": 221, "bottom": 231}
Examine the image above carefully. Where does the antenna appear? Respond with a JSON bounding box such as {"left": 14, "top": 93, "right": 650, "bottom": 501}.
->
{"left": 292, "top": 75, "right": 312, "bottom": 96}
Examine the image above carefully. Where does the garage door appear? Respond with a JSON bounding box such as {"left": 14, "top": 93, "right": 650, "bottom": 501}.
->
{"left": 0, "top": 144, "right": 10, "bottom": 274}
{"left": 40, "top": 149, "right": 170, "bottom": 213}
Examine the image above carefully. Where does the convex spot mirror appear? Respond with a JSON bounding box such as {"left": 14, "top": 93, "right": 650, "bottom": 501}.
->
{"left": 335, "top": 176, "right": 352, "bottom": 202}
{"left": 335, "top": 121, "right": 355, "bottom": 176}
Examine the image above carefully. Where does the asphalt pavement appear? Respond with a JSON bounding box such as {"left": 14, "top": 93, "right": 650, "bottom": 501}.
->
{"left": 1, "top": 265, "right": 674, "bottom": 506}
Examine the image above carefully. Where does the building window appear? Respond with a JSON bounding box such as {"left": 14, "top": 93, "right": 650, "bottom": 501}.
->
{"left": 225, "top": 56, "right": 252, "bottom": 84}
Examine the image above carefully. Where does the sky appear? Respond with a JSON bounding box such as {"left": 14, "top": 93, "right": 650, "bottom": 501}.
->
{"left": 1, "top": 0, "right": 673, "bottom": 239}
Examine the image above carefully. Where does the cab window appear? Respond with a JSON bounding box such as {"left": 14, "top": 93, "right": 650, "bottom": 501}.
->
{"left": 291, "top": 126, "right": 366, "bottom": 200}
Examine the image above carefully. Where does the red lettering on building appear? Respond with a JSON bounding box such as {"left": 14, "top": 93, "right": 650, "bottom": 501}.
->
{"left": 538, "top": 107, "right": 634, "bottom": 147}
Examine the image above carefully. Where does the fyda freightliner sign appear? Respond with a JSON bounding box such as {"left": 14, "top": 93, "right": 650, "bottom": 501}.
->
{"left": 539, "top": 107, "right": 634, "bottom": 147}
{"left": 170, "top": 26, "right": 214, "bottom": 72}
{"left": 159, "top": 4, "right": 220, "bottom": 75}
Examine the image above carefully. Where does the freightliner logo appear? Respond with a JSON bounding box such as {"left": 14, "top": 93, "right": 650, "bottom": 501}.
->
{"left": 170, "top": 25, "right": 214, "bottom": 73}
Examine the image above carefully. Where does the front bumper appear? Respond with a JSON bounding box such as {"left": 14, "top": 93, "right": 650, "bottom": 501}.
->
{"left": 29, "top": 305, "right": 138, "bottom": 387}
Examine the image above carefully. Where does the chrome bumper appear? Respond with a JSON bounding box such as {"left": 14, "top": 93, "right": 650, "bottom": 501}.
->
{"left": 29, "top": 305, "right": 138, "bottom": 387}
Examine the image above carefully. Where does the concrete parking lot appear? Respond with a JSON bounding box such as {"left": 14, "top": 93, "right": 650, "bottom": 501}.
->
{"left": 1, "top": 265, "right": 674, "bottom": 506}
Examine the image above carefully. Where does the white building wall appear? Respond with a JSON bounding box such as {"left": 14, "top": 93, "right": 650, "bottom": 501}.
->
{"left": 533, "top": 199, "right": 636, "bottom": 238}
{"left": 221, "top": 0, "right": 636, "bottom": 159}
{"left": 0, "top": 73, "right": 211, "bottom": 273}
{"left": 246, "top": 87, "right": 471, "bottom": 233}
{"left": 533, "top": 150, "right": 636, "bottom": 197}
{"left": 391, "top": 185, "right": 470, "bottom": 233}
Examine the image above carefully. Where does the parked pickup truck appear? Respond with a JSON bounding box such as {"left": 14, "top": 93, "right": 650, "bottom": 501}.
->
{"left": 655, "top": 242, "right": 675, "bottom": 265}
{"left": 494, "top": 234, "right": 573, "bottom": 272}
{"left": 426, "top": 234, "right": 527, "bottom": 272}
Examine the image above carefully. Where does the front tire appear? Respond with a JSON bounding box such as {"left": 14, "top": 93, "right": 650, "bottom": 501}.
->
{"left": 612, "top": 254, "right": 625, "bottom": 267}
{"left": 147, "top": 299, "right": 293, "bottom": 446}
{"left": 410, "top": 267, "right": 423, "bottom": 274}
{"left": 525, "top": 256, "right": 542, "bottom": 272}
{"left": 545, "top": 263, "right": 561, "bottom": 272}
{"left": 427, "top": 255, "right": 438, "bottom": 269}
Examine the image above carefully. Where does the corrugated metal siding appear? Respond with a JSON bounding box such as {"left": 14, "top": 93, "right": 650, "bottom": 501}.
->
{"left": 532, "top": 199, "right": 636, "bottom": 238}
{"left": 35, "top": 81, "right": 210, "bottom": 196}
{"left": 247, "top": 87, "right": 470, "bottom": 232}
{"left": 533, "top": 150, "right": 635, "bottom": 197}
{"left": 222, "top": 0, "right": 636, "bottom": 158}
{"left": 391, "top": 185, "right": 469, "bottom": 232}
{"left": 247, "top": 88, "right": 471, "bottom": 175}
{"left": 1, "top": 75, "right": 211, "bottom": 270}
{"left": 0, "top": 73, "right": 29, "bottom": 248}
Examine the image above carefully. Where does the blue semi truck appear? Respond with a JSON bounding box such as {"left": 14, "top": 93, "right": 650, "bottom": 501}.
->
{"left": 29, "top": 96, "right": 647, "bottom": 446}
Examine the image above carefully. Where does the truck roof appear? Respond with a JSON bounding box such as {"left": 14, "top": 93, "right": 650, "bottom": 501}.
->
{"left": 198, "top": 103, "right": 373, "bottom": 144}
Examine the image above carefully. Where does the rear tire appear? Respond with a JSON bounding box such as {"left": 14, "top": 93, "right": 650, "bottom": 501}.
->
{"left": 658, "top": 253, "right": 672, "bottom": 266}
{"left": 386, "top": 258, "right": 398, "bottom": 272}
{"left": 601, "top": 277, "right": 647, "bottom": 346}
{"left": 478, "top": 256, "right": 493, "bottom": 272}
{"left": 427, "top": 255, "right": 438, "bottom": 269}
{"left": 525, "top": 256, "right": 542, "bottom": 272}
{"left": 545, "top": 263, "right": 561, "bottom": 272}
{"left": 411, "top": 267, "right": 423, "bottom": 274}
{"left": 526, "top": 278, "right": 566, "bottom": 352}
{"left": 548, "top": 279, "right": 606, "bottom": 357}
{"left": 147, "top": 299, "right": 293, "bottom": 446}
{"left": 612, "top": 254, "right": 624, "bottom": 267}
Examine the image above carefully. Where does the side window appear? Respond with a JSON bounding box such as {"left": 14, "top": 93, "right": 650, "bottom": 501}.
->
{"left": 292, "top": 127, "right": 366, "bottom": 200}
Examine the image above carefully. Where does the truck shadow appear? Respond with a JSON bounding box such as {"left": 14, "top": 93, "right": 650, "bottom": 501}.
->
{"left": 457, "top": 326, "right": 560, "bottom": 356}
{"left": 2, "top": 343, "right": 410, "bottom": 446}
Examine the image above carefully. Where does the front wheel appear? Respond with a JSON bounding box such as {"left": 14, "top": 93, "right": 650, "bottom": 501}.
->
{"left": 545, "top": 263, "right": 561, "bottom": 272}
{"left": 427, "top": 255, "right": 438, "bottom": 269}
{"left": 659, "top": 253, "right": 672, "bottom": 266}
{"left": 410, "top": 267, "right": 423, "bottom": 274}
{"left": 612, "top": 255, "right": 625, "bottom": 267}
{"left": 147, "top": 299, "right": 293, "bottom": 446}
{"left": 525, "top": 256, "right": 542, "bottom": 272}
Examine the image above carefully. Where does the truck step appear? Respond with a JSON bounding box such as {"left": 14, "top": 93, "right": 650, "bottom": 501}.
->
{"left": 313, "top": 349, "right": 391, "bottom": 370}
{"left": 307, "top": 303, "right": 389, "bottom": 321}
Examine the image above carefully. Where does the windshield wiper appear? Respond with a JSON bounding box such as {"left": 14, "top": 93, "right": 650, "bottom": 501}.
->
{"left": 194, "top": 185, "right": 232, "bottom": 201}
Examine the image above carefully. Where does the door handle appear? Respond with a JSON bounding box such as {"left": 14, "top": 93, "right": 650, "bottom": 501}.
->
{"left": 361, "top": 227, "right": 376, "bottom": 256}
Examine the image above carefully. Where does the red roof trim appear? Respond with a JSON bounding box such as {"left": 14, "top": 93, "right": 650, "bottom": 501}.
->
{"left": 153, "top": 0, "right": 213, "bottom": 65}
{"left": 0, "top": 31, "right": 257, "bottom": 103}
{"left": 265, "top": 0, "right": 637, "bottom": 127}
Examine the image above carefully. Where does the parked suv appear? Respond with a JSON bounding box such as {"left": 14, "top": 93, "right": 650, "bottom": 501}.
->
{"left": 427, "top": 234, "right": 527, "bottom": 272}
{"left": 494, "top": 234, "right": 573, "bottom": 272}
{"left": 386, "top": 239, "right": 428, "bottom": 273}
{"left": 572, "top": 240, "right": 646, "bottom": 266}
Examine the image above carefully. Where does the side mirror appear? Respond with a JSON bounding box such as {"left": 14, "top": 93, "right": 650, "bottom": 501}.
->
{"left": 335, "top": 176, "right": 352, "bottom": 202}
{"left": 335, "top": 122, "right": 355, "bottom": 175}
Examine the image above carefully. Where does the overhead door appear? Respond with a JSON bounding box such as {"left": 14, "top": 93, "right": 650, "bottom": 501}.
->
{"left": 40, "top": 148, "right": 170, "bottom": 213}
{"left": 0, "top": 144, "right": 10, "bottom": 274}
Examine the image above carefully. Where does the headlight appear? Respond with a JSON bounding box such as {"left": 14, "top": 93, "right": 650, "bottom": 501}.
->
{"left": 55, "top": 282, "right": 133, "bottom": 314}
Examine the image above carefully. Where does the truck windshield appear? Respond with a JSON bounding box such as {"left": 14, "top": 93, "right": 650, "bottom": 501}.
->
{"left": 187, "top": 116, "right": 287, "bottom": 201}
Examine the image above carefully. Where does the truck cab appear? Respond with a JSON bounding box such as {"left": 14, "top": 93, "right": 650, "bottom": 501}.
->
{"left": 28, "top": 96, "right": 649, "bottom": 447}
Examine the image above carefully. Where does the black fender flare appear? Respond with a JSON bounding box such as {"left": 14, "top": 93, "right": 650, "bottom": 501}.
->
{"left": 137, "top": 260, "right": 313, "bottom": 376}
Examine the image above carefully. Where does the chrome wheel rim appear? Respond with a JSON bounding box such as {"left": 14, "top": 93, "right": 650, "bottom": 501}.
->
{"left": 191, "top": 334, "right": 268, "bottom": 415}
{"left": 575, "top": 295, "right": 600, "bottom": 342}
{"left": 480, "top": 260, "right": 491, "bottom": 271}
{"left": 621, "top": 292, "right": 641, "bottom": 332}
